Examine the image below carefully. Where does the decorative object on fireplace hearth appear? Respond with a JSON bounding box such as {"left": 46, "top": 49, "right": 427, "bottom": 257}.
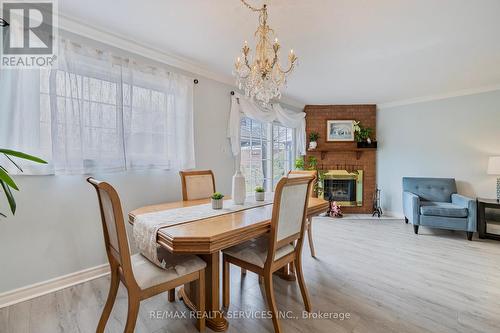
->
{"left": 328, "top": 201, "right": 343, "bottom": 218}
{"left": 372, "top": 187, "right": 383, "bottom": 218}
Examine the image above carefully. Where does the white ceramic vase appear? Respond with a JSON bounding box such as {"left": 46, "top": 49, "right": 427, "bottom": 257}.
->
{"left": 309, "top": 141, "right": 317, "bottom": 150}
{"left": 232, "top": 170, "right": 246, "bottom": 205}
{"left": 255, "top": 191, "right": 265, "bottom": 201}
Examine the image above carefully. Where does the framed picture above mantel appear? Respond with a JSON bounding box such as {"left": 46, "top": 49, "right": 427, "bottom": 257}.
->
{"left": 326, "top": 120, "right": 355, "bottom": 142}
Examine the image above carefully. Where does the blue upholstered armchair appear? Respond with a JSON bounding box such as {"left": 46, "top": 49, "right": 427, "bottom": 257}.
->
{"left": 402, "top": 177, "right": 477, "bottom": 241}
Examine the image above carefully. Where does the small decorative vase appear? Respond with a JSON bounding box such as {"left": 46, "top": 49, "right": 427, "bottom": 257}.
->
{"left": 212, "top": 198, "right": 223, "bottom": 210}
{"left": 309, "top": 141, "right": 317, "bottom": 150}
{"left": 255, "top": 192, "right": 265, "bottom": 201}
{"left": 232, "top": 170, "right": 246, "bottom": 205}
{"left": 367, "top": 137, "right": 372, "bottom": 144}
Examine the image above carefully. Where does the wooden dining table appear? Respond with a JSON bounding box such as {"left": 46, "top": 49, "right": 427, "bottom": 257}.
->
{"left": 128, "top": 196, "right": 329, "bottom": 332}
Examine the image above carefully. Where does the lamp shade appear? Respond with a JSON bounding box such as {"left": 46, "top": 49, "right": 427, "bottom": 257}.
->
{"left": 487, "top": 156, "right": 500, "bottom": 175}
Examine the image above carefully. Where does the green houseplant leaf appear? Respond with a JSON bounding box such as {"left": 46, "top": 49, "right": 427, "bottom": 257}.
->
{"left": 0, "top": 167, "right": 18, "bottom": 190}
{"left": 0, "top": 149, "right": 47, "bottom": 217}
{"left": 0, "top": 180, "right": 16, "bottom": 214}
{"left": 0, "top": 149, "right": 47, "bottom": 164}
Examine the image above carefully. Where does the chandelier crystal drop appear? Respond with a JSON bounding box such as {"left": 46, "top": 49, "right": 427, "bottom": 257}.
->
{"left": 233, "top": 1, "right": 297, "bottom": 106}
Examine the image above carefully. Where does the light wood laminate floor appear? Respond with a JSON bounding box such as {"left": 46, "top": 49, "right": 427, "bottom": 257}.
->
{"left": 1, "top": 218, "right": 500, "bottom": 333}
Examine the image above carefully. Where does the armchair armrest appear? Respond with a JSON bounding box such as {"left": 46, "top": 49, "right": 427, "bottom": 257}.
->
{"left": 403, "top": 191, "right": 420, "bottom": 225}
{"left": 451, "top": 194, "right": 477, "bottom": 232}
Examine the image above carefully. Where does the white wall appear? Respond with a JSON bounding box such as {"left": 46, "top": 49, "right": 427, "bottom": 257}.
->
{"left": 0, "top": 31, "right": 302, "bottom": 294}
{"left": 377, "top": 90, "right": 500, "bottom": 216}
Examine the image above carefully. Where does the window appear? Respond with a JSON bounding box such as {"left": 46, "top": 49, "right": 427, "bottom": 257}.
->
{"left": 240, "top": 117, "right": 295, "bottom": 192}
{"left": 0, "top": 39, "right": 195, "bottom": 175}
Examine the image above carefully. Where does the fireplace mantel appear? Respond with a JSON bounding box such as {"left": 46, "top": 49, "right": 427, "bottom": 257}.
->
{"left": 308, "top": 147, "right": 376, "bottom": 160}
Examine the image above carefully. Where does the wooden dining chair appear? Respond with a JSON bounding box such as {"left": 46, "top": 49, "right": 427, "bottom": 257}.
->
{"left": 179, "top": 170, "right": 216, "bottom": 201}
{"left": 222, "top": 176, "right": 314, "bottom": 333}
{"left": 288, "top": 169, "right": 318, "bottom": 257}
{"left": 87, "top": 178, "right": 206, "bottom": 333}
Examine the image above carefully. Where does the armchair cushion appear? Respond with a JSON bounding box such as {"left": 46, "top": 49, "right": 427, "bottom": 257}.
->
{"left": 451, "top": 193, "right": 477, "bottom": 232}
{"left": 420, "top": 202, "right": 468, "bottom": 218}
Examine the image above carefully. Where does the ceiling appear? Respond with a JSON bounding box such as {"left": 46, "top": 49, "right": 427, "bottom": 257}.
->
{"left": 59, "top": 0, "right": 500, "bottom": 106}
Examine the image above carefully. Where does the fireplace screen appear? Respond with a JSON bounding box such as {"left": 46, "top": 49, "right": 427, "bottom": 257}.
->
{"left": 324, "top": 179, "right": 356, "bottom": 202}
{"left": 320, "top": 170, "right": 363, "bottom": 207}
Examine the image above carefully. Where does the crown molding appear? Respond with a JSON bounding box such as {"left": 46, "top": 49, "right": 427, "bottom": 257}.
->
{"left": 378, "top": 84, "right": 500, "bottom": 109}
{"left": 57, "top": 13, "right": 305, "bottom": 109}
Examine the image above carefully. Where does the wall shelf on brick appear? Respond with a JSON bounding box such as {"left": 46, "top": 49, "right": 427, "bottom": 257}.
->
{"left": 308, "top": 148, "right": 377, "bottom": 160}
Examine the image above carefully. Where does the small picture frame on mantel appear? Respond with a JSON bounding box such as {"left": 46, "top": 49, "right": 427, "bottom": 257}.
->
{"left": 326, "top": 120, "right": 355, "bottom": 142}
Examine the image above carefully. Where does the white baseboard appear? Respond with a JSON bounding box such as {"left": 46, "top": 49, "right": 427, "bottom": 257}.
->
{"left": 0, "top": 263, "right": 110, "bottom": 309}
{"left": 384, "top": 210, "right": 405, "bottom": 219}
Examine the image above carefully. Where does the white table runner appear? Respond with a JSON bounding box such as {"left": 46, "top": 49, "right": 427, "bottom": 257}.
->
{"left": 133, "top": 195, "right": 274, "bottom": 268}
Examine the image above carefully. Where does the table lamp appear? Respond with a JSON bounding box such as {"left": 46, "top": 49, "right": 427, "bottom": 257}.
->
{"left": 487, "top": 156, "right": 500, "bottom": 202}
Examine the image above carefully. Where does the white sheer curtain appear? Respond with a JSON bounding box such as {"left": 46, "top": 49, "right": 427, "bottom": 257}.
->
{"left": 227, "top": 92, "right": 306, "bottom": 158}
{"left": 0, "top": 38, "right": 195, "bottom": 175}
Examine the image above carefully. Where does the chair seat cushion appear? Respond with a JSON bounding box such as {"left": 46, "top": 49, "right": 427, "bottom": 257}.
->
{"left": 131, "top": 253, "right": 206, "bottom": 290}
{"left": 420, "top": 201, "right": 468, "bottom": 218}
{"left": 222, "top": 236, "right": 294, "bottom": 268}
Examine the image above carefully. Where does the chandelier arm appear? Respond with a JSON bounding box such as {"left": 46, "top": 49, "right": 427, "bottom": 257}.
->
{"left": 277, "top": 60, "right": 297, "bottom": 74}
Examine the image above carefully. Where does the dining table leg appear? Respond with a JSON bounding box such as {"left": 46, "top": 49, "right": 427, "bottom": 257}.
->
{"left": 179, "top": 251, "right": 229, "bottom": 332}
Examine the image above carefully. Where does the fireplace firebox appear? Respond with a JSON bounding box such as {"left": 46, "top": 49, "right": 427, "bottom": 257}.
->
{"left": 320, "top": 170, "right": 363, "bottom": 207}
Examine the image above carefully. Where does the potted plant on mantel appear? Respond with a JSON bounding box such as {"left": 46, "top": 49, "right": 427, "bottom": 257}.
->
{"left": 354, "top": 122, "right": 377, "bottom": 148}
{"left": 255, "top": 186, "right": 265, "bottom": 201}
{"left": 211, "top": 192, "right": 224, "bottom": 210}
{"left": 308, "top": 132, "right": 320, "bottom": 150}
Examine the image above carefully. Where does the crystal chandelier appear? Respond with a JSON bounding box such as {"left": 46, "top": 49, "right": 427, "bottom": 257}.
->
{"left": 234, "top": 0, "right": 298, "bottom": 106}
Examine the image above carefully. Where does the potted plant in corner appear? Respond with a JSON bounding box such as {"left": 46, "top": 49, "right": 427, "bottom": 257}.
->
{"left": 308, "top": 131, "right": 320, "bottom": 150}
{"left": 255, "top": 186, "right": 265, "bottom": 201}
{"left": 354, "top": 122, "right": 377, "bottom": 148}
{"left": 211, "top": 192, "right": 224, "bottom": 209}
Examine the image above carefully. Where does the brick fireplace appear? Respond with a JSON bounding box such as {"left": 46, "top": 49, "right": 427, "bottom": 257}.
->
{"left": 304, "top": 105, "right": 377, "bottom": 214}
